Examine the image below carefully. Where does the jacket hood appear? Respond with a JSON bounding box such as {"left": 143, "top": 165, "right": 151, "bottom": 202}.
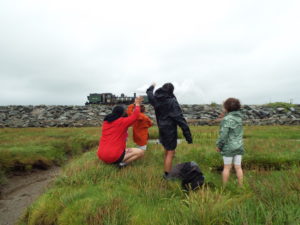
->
{"left": 154, "top": 87, "right": 175, "bottom": 100}
{"left": 104, "top": 105, "right": 125, "bottom": 122}
{"left": 227, "top": 111, "right": 243, "bottom": 119}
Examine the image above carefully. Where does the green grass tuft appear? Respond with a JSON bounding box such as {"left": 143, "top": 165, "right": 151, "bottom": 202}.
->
{"left": 0, "top": 127, "right": 100, "bottom": 184}
{"left": 264, "top": 102, "right": 296, "bottom": 110}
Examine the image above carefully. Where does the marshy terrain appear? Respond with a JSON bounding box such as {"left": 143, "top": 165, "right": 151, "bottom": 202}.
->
{"left": 0, "top": 126, "right": 300, "bottom": 225}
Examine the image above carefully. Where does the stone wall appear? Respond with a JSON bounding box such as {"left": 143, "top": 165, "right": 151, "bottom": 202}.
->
{"left": 0, "top": 104, "right": 300, "bottom": 128}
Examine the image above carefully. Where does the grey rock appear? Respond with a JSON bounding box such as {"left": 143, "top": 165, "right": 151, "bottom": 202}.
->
{"left": 58, "top": 116, "right": 68, "bottom": 121}
{"left": 0, "top": 113, "right": 6, "bottom": 120}
{"left": 243, "top": 105, "right": 253, "bottom": 110}
{"left": 276, "top": 107, "right": 286, "bottom": 112}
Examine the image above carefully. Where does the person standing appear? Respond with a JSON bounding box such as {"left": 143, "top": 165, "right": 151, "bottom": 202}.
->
{"left": 216, "top": 98, "right": 244, "bottom": 186}
{"left": 146, "top": 83, "right": 193, "bottom": 179}
{"left": 127, "top": 104, "right": 153, "bottom": 150}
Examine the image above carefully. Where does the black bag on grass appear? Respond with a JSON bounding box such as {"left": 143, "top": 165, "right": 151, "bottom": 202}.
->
{"left": 168, "top": 161, "right": 205, "bottom": 191}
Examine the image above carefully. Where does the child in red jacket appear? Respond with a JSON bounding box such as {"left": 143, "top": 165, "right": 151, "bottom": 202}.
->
{"left": 98, "top": 97, "right": 144, "bottom": 168}
{"left": 127, "top": 104, "right": 153, "bottom": 150}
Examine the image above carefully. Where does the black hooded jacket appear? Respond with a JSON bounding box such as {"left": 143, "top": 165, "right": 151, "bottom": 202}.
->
{"left": 146, "top": 85, "right": 192, "bottom": 149}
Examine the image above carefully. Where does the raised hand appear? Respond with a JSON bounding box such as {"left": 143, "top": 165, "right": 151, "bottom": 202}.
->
{"left": 134, "top": 96, "right": 143, "bottom": 106}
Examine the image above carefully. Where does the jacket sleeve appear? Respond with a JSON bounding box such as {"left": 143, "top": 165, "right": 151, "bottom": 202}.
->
{"left": 138, "top": 114, "right": 153, "bottom": 128}
{"left": 127, "top": 104, "right": 135, "bottom": 116}
{"left": 145, "top": 116, "right": 153, "bottom": 128}
{"left": 146, "top": 85, "right": 157, "bottom": 107}
{"left": 216, "top": 119, "right": 230, "bottom": 150}
{"left": 122, "top": 106, "right": 140, "bottom": 127}
{"left": 168, "top": 99, "right": 192, "bottom": 143}
{"left": 172, "top": 115, "right": 193, "bottom": 144}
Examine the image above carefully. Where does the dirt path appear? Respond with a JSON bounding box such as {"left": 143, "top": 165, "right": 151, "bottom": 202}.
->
{"left": 0, "top": 167, "right": 60, "bottom": 225}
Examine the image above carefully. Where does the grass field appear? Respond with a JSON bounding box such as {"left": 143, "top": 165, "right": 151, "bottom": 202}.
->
{"left": 1, "top": 126, "right": 300, "bottom": 225}
{"left": 0, "top": 127, "right": 100, "bottom": 184}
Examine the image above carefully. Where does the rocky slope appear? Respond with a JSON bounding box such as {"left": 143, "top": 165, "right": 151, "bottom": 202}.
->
{"left": 0, "top": 104, "right": 300, "bottom": 127}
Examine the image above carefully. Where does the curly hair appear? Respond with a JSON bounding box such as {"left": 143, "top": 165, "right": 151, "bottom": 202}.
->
{"left": 223, "top": 98, "right": 241, "bottom": 112}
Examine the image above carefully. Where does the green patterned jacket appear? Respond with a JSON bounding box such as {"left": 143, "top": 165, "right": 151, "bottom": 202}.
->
{"left": 216, "top": 111, "right": 244, "bottom": 157}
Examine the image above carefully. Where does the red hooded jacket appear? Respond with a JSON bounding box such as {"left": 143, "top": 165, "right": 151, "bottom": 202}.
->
{"left": 97, "top": 106, "right": 140, "bottom": 163}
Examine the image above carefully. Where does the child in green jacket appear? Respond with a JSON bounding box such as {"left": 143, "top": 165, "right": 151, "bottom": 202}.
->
{"left": 216, "top": 98, "right": 244, "bottom": 186}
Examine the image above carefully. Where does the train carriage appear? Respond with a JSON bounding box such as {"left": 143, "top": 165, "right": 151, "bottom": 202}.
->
{"left": 85, "top": 93, "right": 148, "bottom": 105}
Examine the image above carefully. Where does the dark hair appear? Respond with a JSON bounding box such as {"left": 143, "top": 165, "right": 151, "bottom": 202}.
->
{"left": 162, "top": 83, "right": 174, "bottom": 95}
{"left": 223, "top": 98, "right": 241, "bottom": 112}
{"left": 104, "top": 105, "right": 125, "bottom": 122}
{"left": 140, "top": 105, "right": 145, "bottom": 113}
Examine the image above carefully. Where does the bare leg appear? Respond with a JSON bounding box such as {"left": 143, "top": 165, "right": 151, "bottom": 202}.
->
{"left": 222, "top": 164, "right": 232, "bottom": 185}
{"left": 123, "top": 148, "right": 144, "bottom": 164}
{"left": 234, "top": 165, "right": 243, "bottom": 186}
{"left": 164, "top": 150, "right": 175, "bottom": 173}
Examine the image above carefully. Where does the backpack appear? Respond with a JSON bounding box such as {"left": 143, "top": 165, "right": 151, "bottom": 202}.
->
{"left": 168, "top": 161, "right": 205, "bottom": 191}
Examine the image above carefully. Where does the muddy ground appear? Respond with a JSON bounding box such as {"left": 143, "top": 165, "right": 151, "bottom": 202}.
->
{"left": 0, "top": 167, "right": 60, "bottom": 225}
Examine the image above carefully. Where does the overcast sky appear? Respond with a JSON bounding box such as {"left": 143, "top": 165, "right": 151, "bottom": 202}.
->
{"left": 0, "top": 0, "right": 299, "bottom": 105}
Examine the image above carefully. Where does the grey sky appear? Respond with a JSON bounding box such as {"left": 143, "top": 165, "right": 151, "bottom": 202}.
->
{"left": 0, "top": 0, "right": 299, "bottom": 105}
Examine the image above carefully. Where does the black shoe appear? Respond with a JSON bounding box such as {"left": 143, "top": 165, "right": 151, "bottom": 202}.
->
{"left": 163, "top": 173, "right": 171, "bottom": 180}
{"left": 117, "top": 162, "right": 128, "bottom": 169}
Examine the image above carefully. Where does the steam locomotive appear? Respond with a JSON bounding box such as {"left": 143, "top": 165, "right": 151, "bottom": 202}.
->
{"left": 85, "top": 93, "right": 149, "bottom": 105}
